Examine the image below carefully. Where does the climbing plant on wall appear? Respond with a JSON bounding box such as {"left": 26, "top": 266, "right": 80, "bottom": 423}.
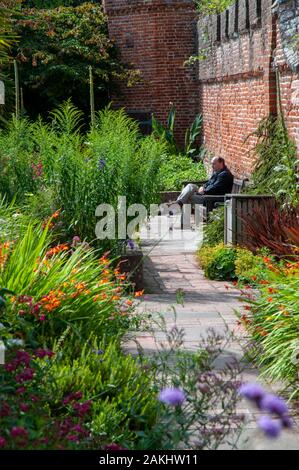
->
{"left": 195, "top": 0, "right": 235, "bottom": 15}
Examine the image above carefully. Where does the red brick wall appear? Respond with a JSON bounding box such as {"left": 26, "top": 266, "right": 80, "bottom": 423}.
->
{"left": 274, "top": 24, "right": 299, "bottom": 154}
{"left": 103, "top": 0, "right": 199, "bottom": 146}
{"left": 198, "top": 0, "right": 299, "bottom": 178}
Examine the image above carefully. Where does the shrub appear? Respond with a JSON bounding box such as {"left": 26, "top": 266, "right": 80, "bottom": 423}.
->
{"left": 202, "top": 206, "right": 224, "bottom": 247}
{"left": 197, "top": 243, "right": 237, "bottom": 281}
{"left": 158, "top": 154, "right": 206, "bottom": 191}
{"left": 241, "top": 200, "right": 299, "bottom": 257}
{"left": 234, "top": 248, "right": 267, "bottom": 284}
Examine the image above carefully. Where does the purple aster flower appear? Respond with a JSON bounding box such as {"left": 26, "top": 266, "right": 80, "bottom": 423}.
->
{"left": 98, "top": 158, "right": 106, "bottom": 170}
{"left": 126, "top": 239, "right": 135, "bottom": 250}
{"left": 158, "top": 387, "right": 186, "bottom": 406}
{"left": 258, "top": 416, "right": 282, "bottom": 438}
{"left": 93, "top": 349, "right": 104, "bottom": 355}
{"left": 281, "top": 414, "right": 293, "bottom": 429}
{"left": 260, "top": 394, "right": 289, "bottom": 417}
{"left": 238, "top": 383, "right": 265, "bottom": 404}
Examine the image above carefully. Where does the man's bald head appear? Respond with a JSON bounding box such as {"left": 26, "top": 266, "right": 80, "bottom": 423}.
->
{"left": 211, "top": 157, "right": 226, "bottom": 172}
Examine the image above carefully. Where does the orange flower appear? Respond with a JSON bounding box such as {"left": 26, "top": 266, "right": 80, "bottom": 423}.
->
{"left": 101, "top": 293, "right": 107, "bottom": 300}
{"left": 52, "top": 210, "right": 60, "bottom": 219}
{"left": 75, "top": 282, "right": 86, "bottom": 292}
{"left": 99, "top": 278, "right": 109, "bottom": 285}
{"left": 103, "top": 269, "right": 111, "bottom": 276}
{"left": 126, "top": 299, "right": 133, "bottom": 306}
{"left": 267, "top": 287, "right": 277, "bottom": 294}
{"left": 112, "top": 295, "right": 120, "bottom": 301}
{"left": 267, "top": 297, "right": 273, "bottom": 302}
{"left": 46, "top": 244, "right": 69, "bottom": 258}
{"left": 134, "top": 290, "right": 144, "bottom": 298}
{"left": 263, "top": 257, "right": 271, "bottom": 264}
{"left": 93, "top": 294, "right": 100, "bottom": 302}
{"left": 40, "top": 291, "right": 61, "bottom": 312}
{"left": 251, "top": 276, "right": 257, "bottom": 281}
{"left": 259, "top": 280, "right": 270, "bottom": 285}
{"left": 114, "top": 269, "right": 120, "bottom": 276}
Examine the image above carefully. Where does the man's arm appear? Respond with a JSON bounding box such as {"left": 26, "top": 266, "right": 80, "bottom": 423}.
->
{"left": 203, "top": 172, "right": 232, "bottom": 195}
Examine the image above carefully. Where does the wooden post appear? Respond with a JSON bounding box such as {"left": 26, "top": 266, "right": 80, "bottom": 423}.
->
{"left": 14, "top": 59, "right": 20, "bottom": 119}
{"left": 89, "top": 65, "right": 95, "bottom": 128}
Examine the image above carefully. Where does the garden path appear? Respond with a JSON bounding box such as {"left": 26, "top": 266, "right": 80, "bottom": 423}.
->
{"left": 124, "top": 213, "right": 299, "bottom": 450}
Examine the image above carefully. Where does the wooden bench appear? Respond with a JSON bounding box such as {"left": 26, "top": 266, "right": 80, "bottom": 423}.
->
{"left": 180, "top": 178, "right": 248, "bottom": 229}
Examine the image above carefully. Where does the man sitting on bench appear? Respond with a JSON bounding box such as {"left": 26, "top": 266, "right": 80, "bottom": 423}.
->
{"left": 174, "top": 156, "right": 234, "bottom": 209}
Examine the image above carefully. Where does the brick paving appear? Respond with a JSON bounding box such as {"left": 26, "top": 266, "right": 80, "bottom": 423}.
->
{"left": 124, "top": 214, "right": 299, "bottom": 449}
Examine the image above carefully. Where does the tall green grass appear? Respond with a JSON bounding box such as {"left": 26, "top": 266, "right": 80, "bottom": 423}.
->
{"left": 0, "top": 102, "right": 165, "bottom": 244}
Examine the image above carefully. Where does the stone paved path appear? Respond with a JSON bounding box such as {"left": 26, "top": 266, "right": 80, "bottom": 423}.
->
{"left": 125, "top": 214, "right": 299, "bottom": 450}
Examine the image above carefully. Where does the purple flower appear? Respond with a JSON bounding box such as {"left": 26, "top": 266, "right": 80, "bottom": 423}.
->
{"left": 35, "top": 348, "right": 55, "bottom": 359}
{"left": 10, "top": 426, "right": 29, "bottom": 438}
{"left": 93, "top": 349, "right": 104, "bottom": 355}
{"left": 260, "top": 394, "right": 289, "bottom": 417}
{"left": 72, "top": 236, "right": 81, "bottom": 247}
{"left": 126, "top": 239, "right": 135, "bottom": 250}
{"left": 281, "top": 414, "right": 293, "bottom": 429}
{"left": 98, "top": 158, "right": 106, "bottom": 170}
{"left": 238, "top": 383, "right": 265, "bottom": 404}
{"left": 258, "top": 416, "right": 282, "bottom": 438}
{"left": 0, "top": 436, "right": 7, "bottom": 448}
{"left": 158, "top": 387, "right": 186, "bottom": 406}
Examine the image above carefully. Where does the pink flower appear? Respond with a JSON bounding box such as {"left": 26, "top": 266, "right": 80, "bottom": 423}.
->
{"left": 72, "top": 400, "right": 92, "bottom": 417}
{"left": 35, "top": 348, "right": 54, "bottom": 359}
{"left": 15, "top": 367, "right": 34, "bottom": 383}
{"left": 16, "top": 350, "right": 31, "bottom": 366}
{"left": 16, "top": 387, "right": 26, "bottom": 395}
{"left": 20, "top": 403, "right": 29, "bottom": 412}
{"left": 0, "top": 437, "right": 7, "bottom": 448}
{"left": 10, "top": 426, "right": 29, "bottom": 438}
{"left": 39, "top": 314, "right": 46, "bottom": 321}
{"left": 0, "top": 401, "right": 11, "bottom": 417}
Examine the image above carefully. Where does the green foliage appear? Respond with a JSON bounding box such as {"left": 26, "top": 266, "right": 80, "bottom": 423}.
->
{"left": 197, "top": 243, "right": 237, "bottom": 280}
{"left": 0, "top": 104, "right": 165, "bottom": 244}
{"left": 202, "top": 206, "right": 224, "bottom": 247}
{"left": 205, "top": 246, "right": 236, "bottom": 281}
{"left": 158, "top": 154, "right": 206, "bottom": 191}
{"left": 195, "top": 0, "right": 235, "bottom": 16}
{"left": 242, "top": 261, "right": 299, "bottom": 399}
{"left": 8, "top": 3, "right": 138, "bottom": 119}
{"left": 0, "top": 222, "right": 133, "bottom": 345}
{"left": 248, "top": 116, "right": 299, "bottom": 208}
{"left": 152, "top": 104, "right": 204, "bottom": 159}
{"left": 46, "top": 338, "right": 158, "bottom": 446}
{"left": 234, "top": 248, "right": 264, "bottom": 284}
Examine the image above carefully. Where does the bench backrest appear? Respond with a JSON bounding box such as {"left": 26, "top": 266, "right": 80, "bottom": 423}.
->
{"left": 231, "top": 178, "right": 248, "bottom": 194}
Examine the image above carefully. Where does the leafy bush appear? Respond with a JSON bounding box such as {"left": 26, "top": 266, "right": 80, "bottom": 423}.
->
{"left": 202, "top": 206, "right": 224, "bottom": 247}
{"left": 234, "top": 248, "right": 268, "bottom": 284}
{"left": 7, "top": 3, "right": 138, "bottom": 119}
{"left": 247, "top": 116, "right": 299, "bottom": 208}
{"left": 158, "top": 154, "right": 206, "bottom": 191}
{"left": 197, "top": 243, "right": 237, "bottom": 281}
